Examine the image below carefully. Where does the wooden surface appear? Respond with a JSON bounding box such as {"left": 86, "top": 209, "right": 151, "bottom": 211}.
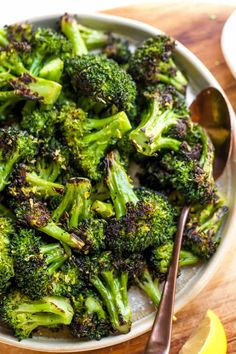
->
{"left": 1, "top": 2, "right": 236, "bottom": 354}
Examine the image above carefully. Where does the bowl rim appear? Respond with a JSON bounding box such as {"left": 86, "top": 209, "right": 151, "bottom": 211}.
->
{"left": 0, "top": 11, "right": 236, "bottom": 353}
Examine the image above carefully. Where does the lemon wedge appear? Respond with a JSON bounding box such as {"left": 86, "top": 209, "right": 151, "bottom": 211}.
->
{"left": 179, "top": 309, "right": 227, "bottom": 354}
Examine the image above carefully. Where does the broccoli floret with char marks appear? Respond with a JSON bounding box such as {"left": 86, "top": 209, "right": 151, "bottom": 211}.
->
{"left": 0, "top": 22, "right": 33, "bottom": 49}
{"left": 15, "top": 199, "right": 85, "bottom": 250}
{"left": 144, "top": 125, "right": 216, "bottom": 204}
{"left": 150, "top": 242, "right": 199, "bottom": 279}
{"left": 78, "top": 251, "right": 132, "bottom": 334}
{"left": 128, "top": 35, "right": 188, "bottom": 93}
{"left": 11, "top": 229, "right": 68, "bottom": 299}
{"left": 71, "top": 289, "right": 111, "bottom": 340}
{"left": 0, "top": 127, "right": 36, "bottom": 191}
{"left": 52, "top": 178, "right": 107, "bottom": 253}
{"left": 58, "top": 103, "right": 132, "bottom": 180}
{"left": 183, "top": 196, "right": 228, "bottom": 259}
{"left": 50, "top": 258, "right": 84, "bottom": 298}
{"left": 105, "top": 150, "right": 177, "bottom": 255}
{"left": 0, "top": 48, "right": 62, "bottom": 105}
{"left": 0, "top": 289, "right": 74, "bottom": 340}
{"left": 64, "top": 54, "right": 137, "bottom": 114}
{"left": 21, "top": 106, "right": 58, "bottom": 139}
{"left": 129, "top": 85, "right": 191, "bottom": 156}
{"left": 102, "top": 36, "right": 131, "bottom": 65}
{"left": 27, "top": 27, "right": 71, "bottom": 75}
{"left": 0, "top": 217, "right": 15, "bottom": 294}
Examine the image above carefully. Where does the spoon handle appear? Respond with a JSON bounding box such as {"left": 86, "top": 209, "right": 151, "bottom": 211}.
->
{"left": 144, "top": 205, "right": 190, "bottom": 354}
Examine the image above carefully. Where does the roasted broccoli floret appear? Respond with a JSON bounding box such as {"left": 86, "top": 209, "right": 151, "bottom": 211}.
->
{"left": 150, "top": 242, "right": 199, "bottom": 279}
{"left": 133, "top": 263, "right": 161, "bottom": 307}
{"left": 128, "top": 35, "right": 188, "bottom": 93}
{"left": 78, "top": 251, "right": 132, "bottom": 334}
{"left": 21, "top": 106, "right": 58, "bottom": 139}
{"left": 105, "top": 150, "right": 177, "bottom": 254}
{"left": 102, "top": 36, "right": 131, "bottom": 64}
{"left": 0, "top": 127, "right": 36, "bottom": 191}
{"left": 0, "top": 289, "right": 74, "bottom": 340}
{"left": 0, "top": 217, "right": 15, "bottom": 294}
{"left": 27, "top": 27, "right": 71, "bottom": 75}
{"left": 50, "top": 258, "right": 84, "bottom": 298}
{"left": 64, "top": 54, "right": 137, "bottom": 114}
{"left": 145, "top": 125, "right": 216, "bottom": 204}
{"left": 183, "top": 196, "right": 228, "bottom": 259}
{"left": 11, "top": 229, "right": 68, "bottom": 299}
{"left": 15, "top": 199, "right": 85, "bottom": 249}
{"left": 71, "top": 289, "right": 111, "bottom": 340}
{"left": 0, "top": 22, "right": 32, "bottom": 49}
{"left": 0, "top": 48, "right": 62, "bottom": 105}
{"left": 59, "top": 103, "right": 132, "bottom": 180}
{"left": 9, "top": 163, "right": 64, "bottom": 199}
{"left": 53, "top": 178, "right": 107, "bottom": 253}
{"left": 129, "top": 85, "right": 191, "bottom": 156}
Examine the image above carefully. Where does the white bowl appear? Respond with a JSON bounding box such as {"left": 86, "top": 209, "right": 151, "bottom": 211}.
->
{"left": 0, "top": 13, "right": 236, "bottom": 353}
{"left": 221, "top": 9, "right": 236, "bottom": 79}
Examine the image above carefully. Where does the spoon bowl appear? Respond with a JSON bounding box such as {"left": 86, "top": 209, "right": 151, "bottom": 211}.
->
{"left": 190, "top": 87, "right": 232, "bottom": 180}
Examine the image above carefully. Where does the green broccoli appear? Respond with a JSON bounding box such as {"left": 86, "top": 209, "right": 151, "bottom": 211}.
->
{"left": 150, "top": 242, "right": 199, "bottom": 279}
{"left": 0, "top": 48, "right": 62, "bottom": 105}
{"left": 129, "top": 85, "right": 191, "bottom": 156}
{"left": 78, "top": 251, "right": 132, "bottom": 334}
{"left": 64, "top": 54, "right": 137, "bottom": 114}
{"left": 11, "top": 229, "right": 68, "bottom": 299}
{"left": 128, "top": 35, "right": 188, "bottom": 93}
{"left": 60, "top": 13, "right": 88, "bottom": 56}
{"left": 183, "top": 196, "right": 228, "bottom": 259}
{"left": 52, "top": 178, "right": 107, "bottom": 253}
{"left": 144, "top": 125, "right": 216, "bottom": 204}
{"left": 71, "top": 290, "right": 111, "bottom": 340}
{"left": 59, "top": 103, "right": 132, "bottom": 180}
{"left": 15, "top": 199, "right": 86, "bottom": 250}
{"left": 0, "top": 217, "right": 15, "bottom": 294}
{"left": 0, "top": 289, "right": 74, "bottom": 340}
{"left": 105, "top": 150, "right": 177, "bottom": 255}
{"left": 27, "top": 27, "right": 71, "bottom": 75}
{"left": 0, "top": 127, "right": 36, "bottom": 191}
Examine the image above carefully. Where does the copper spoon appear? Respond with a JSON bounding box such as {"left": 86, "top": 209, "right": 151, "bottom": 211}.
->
{"left": 144, "top": 87, "right": 233, "bottom": 354}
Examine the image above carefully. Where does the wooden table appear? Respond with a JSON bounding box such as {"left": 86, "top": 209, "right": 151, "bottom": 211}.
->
{"left": 1, "top": 2, "right": 236, "bottom": 354}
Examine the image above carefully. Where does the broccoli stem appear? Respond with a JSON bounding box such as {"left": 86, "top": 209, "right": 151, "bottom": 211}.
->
{"left": 135, "top": 269, "right": 161, "bottom": 307}
{"left": 0, "top": 30, "right": 8, "bottom": 47}
{"left": 157, "top": 59, "right": 188, "bottom": 93}
{"left": 25, "top": 76, "right": 62, "bottom": 105}
{"left": 91, "top": 270, "right": 131, "bottom": 333}
{"left": 91, "top": 200, "right": 115, "bottom": 219}
{"left": 38, "top": 221, "right": 85, "bottom": 249}
{"left": 129, "top": 99, "right": 181, "bottom": 156}
{"left": 105, "top": 150, "right": 138, "bottom": 219}
{"left": 52, "top": 178, "right": 91, "bottom": 228}
{"left": 40, "top": 243, "right": 68, "bottom": 274}
{"left": 39, "top": 58, "right": 64, "bottom": 83}
{"left": 25, "top": 172, "right": 64, "bottom": 197}
{"left": 178, "top": 250, "right": 199, "bottom": 267}
{"left": 85, "top": 296, "right": 106, "bottom": 320}
{"left": 0, "top": 150, "right": 21, "bottom": 191}
{"left": 61, "top": 14, "right": 87, "bottom": 56}
{"left": 77, "top": 23, "right": 108, "bottom": 50}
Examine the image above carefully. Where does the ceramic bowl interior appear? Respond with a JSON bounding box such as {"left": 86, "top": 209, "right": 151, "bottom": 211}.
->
{"left": 0, "top": 13, "right": 236, "bottom": 353}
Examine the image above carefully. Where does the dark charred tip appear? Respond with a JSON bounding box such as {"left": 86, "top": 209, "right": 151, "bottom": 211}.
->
{"left": 61, "top": 13, "right": 77, "bottom": 24}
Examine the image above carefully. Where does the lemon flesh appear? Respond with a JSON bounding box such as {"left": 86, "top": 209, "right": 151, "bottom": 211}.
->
{"left": 179, "top": 309, "right": 227, "bottom": 354}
